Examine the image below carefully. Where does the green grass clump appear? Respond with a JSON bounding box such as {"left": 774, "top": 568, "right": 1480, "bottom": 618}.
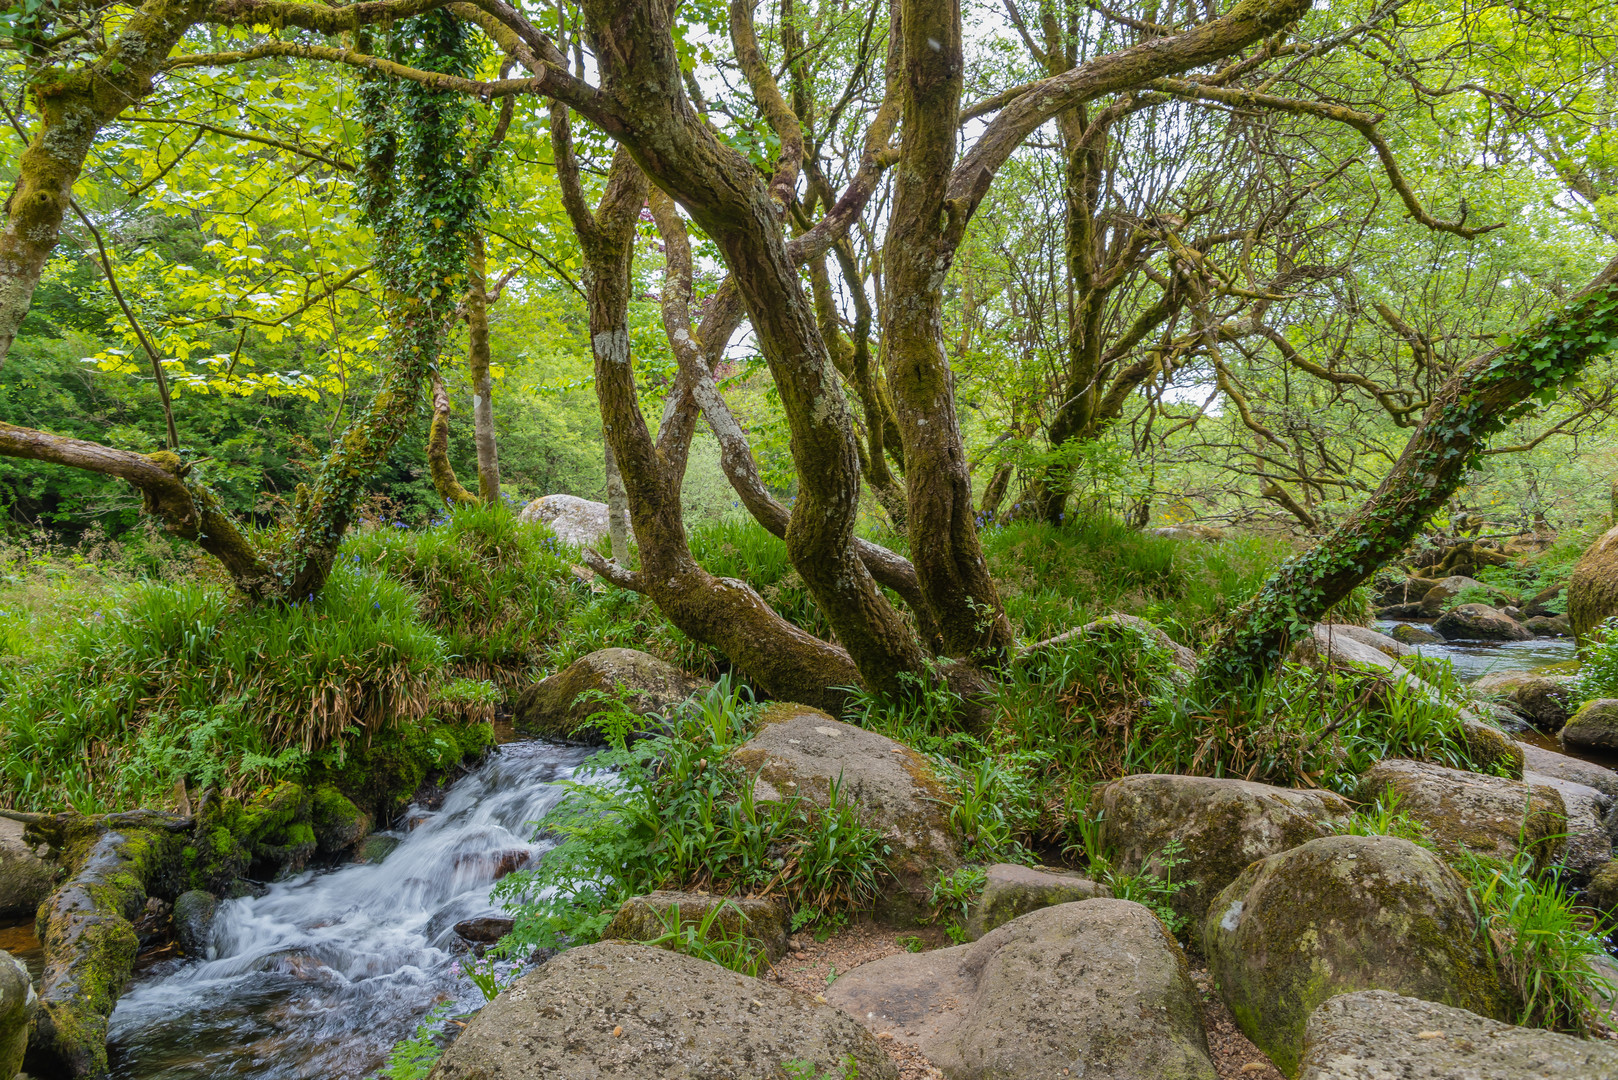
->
{"left": 341, "top": 502, "right": 577, "bottom": 683}
{"left": 1577, "top": 617, "right": 1618, "bottom": 700}
{"left": 492, "top": 678, "right": 891, "bottom": 954}
{"left": 0, "top": 505, "right": 572, "bottom": 813}
{"left": 1340, "top": 793, "right": 1616, "bottom": 1035}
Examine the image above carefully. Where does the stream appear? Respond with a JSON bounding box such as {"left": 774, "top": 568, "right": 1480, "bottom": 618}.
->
{"left": 31, "top": 625, "right": 1587, "bottom": 1079}
{"left": 104, "top": 740, "right": 595, "bottom": 1080}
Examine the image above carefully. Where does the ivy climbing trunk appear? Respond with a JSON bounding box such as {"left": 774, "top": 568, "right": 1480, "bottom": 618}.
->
{"left": 467, "top": 232, "right": 501, "bottom": 503}
{"left": 1199, "top": 257, "right": 1618, "bottom": 688}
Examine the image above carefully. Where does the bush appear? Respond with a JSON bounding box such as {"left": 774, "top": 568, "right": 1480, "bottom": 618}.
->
{"left": 1578, "top": 617, "right": 1618, "bottom": 700}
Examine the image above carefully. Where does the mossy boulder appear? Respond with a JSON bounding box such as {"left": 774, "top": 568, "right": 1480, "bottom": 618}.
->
{"left": 1472, "top": 671, "right": 1578, "bottom": 732}
{"left": 1202, "top": 834, "right": 1511, "bottom": 1078}
{"left": 1420, "top": 575, "right": 1508, "bottom": 616}
{"left": 314, "top": 718, "right": 493, "bottom": 821}
{"left": 172, "top": 889, "right": 218, "bottom": 958}
{"left": 964, "top": 863, "right": 1110, "bottom": 939}
{"left": 1299, "top": 990, "right": 1618, "bottom": 1079}
{"left": 1586, "top": 860, "right": 1618, "bottom": 913}
{"left": 827, "top": 899, "right": 1217, "bottom": 1080}
{"left": 1569, "top": 522, "right": 1618, "bottom": 640}
{"left": 0, "top": 950, "right": 33, "bottom": 1080}
{"left": 309, "top": 785, "right": 371, "bottom": 853}
{"left": 1433, "top": 603, "right": 1533, "bottom": 641}
{"left": 1561, "top": 699, "right": 1618, "bottom": 754}
{"left": 1096, "top": 774, "right": 1350, "bottom": 944}
{"left": 1388, "top": 622, "right": 1443, "bottom": 645}
{"left": 0, "top": 816, "right": 55, "bottom": 919}
{"left": 602, "top": 890, "right": 790, "bottom": 961}
{"left": 732, "top": 705, "right": 960, "bottom": 923}
{"left": 1524, "top": 771, "right": 1612, "bottom": 885}
{"left": 426, "top": 942, "right": 897, "bottom": 1080}
{"left": 512, "top": 648, "right": 704, "bottom": 744}
{"left": 26, "top": 824, "right": 184, "bottom": 1079}
{"left": 1356, "top": 759, "right": 1565, "bottom": 870}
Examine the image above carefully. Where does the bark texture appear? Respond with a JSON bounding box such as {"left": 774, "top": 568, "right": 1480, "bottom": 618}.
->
{"left": 1200, "top": 258, "right": 1618, "bottom": 687}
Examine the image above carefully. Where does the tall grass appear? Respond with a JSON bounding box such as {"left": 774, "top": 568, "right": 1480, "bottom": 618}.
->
{"left": 343, "top": 502, "right": 576, "bottom": 683}
{"left": 0, "top": 505, "right": 583, "bottom": 812}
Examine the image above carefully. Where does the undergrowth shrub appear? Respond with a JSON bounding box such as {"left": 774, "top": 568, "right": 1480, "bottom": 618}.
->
{"left": 1577, "top": 617, "right": 1618, "bottom": 700}
{"left": 492, "top": 678, "right": 891, "bottom": 956}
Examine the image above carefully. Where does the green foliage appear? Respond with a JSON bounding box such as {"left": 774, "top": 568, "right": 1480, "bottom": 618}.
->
{"left": 1455, "top": 849, "right": 1617, "bottom": 1035}
{"left": 377, "top": 1001, "right": 453, "bottom": 1080}
{"left": 631, "top": 899, "right": 768, "bottom": 976}
{"left": 928, "top": 866, "right": 987, "bottom": 943}
{"left": 491, "top": 679, "right": 890, "bottom": 957}
{"left": 780, "top": 1056, "right": 861, "bottom": 1080}
{"left": 341, "top": 501, "right": 575, "bottom": 681}
{"left": 1100, "top": 838, "right": 1198, "bottom": 938}
{"left": 1330, "top": 788, "right": 1432, "bottom": 845}
{"left": 977, "top": 515, "right": 1291, "bottom": 646}
{"left": 1576, "top": 617, "right": 1618, "bottom": 701}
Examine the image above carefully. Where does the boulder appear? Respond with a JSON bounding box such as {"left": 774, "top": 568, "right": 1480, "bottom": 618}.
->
{"left": 1524, "top": 580, "right": 1568, "bottom": 618}
{"left": 1524, "top": 771, "right": 1613, "bottom": 884}
{"left": 1388, "top": 622, "right": 1444, "bottom": 645}
{"left": 1419, "top": 575, "right": 1496, "bottom": 616}
{"left": 516, "top": 493, "right": 611, "bottom": 548}
{"left": 1150, "top": 524, "right": 1225, "bottom": 542}
{"left": 1376, "top": 576, "right": 1441, "bottom": 606}
{"left": 426, "top": 942, "right": 896, "bottom": 1080}
{"left": 732, "top": 706, "right": 960, "bottom": 923}
{"left": 1319, "top": 624, "right": 1412, "bottom": 658}
{"left": 1095, "top": 774, "right": 1349, "bottom": 943}
{"left": 1472, "top": 671, "right": 1578, "bottom": 732}
{"left": 172, "top": 889, "right": 218, "bottom": 958}
{"left": 1561, "top": 699, "right": 1618, "bottom": 754}
{"left": 1527, "top": 613, "right": 1573, "bottom": 636}
{"left": 963, "top": 863, "right": 1111, "bottom": 939}
{"left": 1517, "top": 741, "right": 1618, "bottom": 800}
{"left": 1586, "top": 860, "right": 1618, "bottom": 913}
{"left": 512, "top": 648, "right": 704, "bottom": 744}
{"left": 452, "top": 916, "right": 513, "bottom": 945}
{"left": 1292, "top": 623, "right": 1413, "bottom": 675}
{"left": 827, "top": 899, "right": 1217, "bottom": 1080}
{"left": 309, "top": 785, "right": 371, "bottom": 853}
{"left": 1298, "top": 990, "right": 1618, "bottom": 1080}
{"left": 1203, "top": 834, "right": 1511, "bottom": 1077}
{"left": 0, "top": 816, "right": 54, "bottom": 918}
{"left": 1569, "top": 522, "right": 1618, "bottom": 640}
{"left": 602, "top": 891, "right": 790, "bottom": 961}
{"left": 1432, "top": 603, "right": 1533, "bottom": 641}
{"left": 1377, "top": 602, "right": 1427, "bottom": 620}
{"left": 0, "top": 950, "right": 34, "bottom": 1080}
{"left": 1357, "top": 759, "right": 1565, "bottom": 868}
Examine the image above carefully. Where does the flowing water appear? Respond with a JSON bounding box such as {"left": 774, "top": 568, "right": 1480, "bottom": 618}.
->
{"left": 1374, "top": 620, "right": 1578, "bottom": 682}
{"left": 106, "top": 740, "right": 595, "bottom": 1080}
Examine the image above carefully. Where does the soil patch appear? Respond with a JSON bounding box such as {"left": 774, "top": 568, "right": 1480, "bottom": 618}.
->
{"left": 765, "top": 919, "right": 953, "bottom": 1080}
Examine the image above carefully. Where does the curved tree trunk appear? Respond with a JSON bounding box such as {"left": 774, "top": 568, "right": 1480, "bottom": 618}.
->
{"left": 884, "top": 0, "right": 1018, "bottom": 664}
{"left": 0, "top": 0, "right": 208, "bottom": 364}
{"left": 428, "top": 370, "right": 478, "bottom": 507}
{"left": 554, "top": 114, "right": 863, "bottom": 707}
{"left": 1199, "top": 257, "right": 1618, "bottom": 688}
{"left": 577, "top": 0, "right": 925, "bottom": 696}
{"left": 466, "top": 232, "right": 502, "bottom": 503}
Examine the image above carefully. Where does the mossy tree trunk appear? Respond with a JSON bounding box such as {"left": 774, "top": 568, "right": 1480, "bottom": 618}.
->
{"left": 466, "top": 232, "right": 502, "bottom": 503}
{"left": 1199, "top": 257, "right": 1618, "bottom": 688}
{"left": 554, "top": 111, "right": 862, "bottom": 707}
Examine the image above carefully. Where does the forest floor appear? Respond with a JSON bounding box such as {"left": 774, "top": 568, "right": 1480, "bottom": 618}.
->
{"left": 763, "top": 919, "right": 1282, "bottom": 1080}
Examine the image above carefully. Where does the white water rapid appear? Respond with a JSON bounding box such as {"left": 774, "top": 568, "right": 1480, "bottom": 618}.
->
{"left": 107, "top": 740, "right": 595, "bottom": 1079}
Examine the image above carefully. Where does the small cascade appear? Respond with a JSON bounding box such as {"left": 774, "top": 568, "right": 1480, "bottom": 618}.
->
{"left": 107, "top": 740, "right": 594, "bottom": 1080}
